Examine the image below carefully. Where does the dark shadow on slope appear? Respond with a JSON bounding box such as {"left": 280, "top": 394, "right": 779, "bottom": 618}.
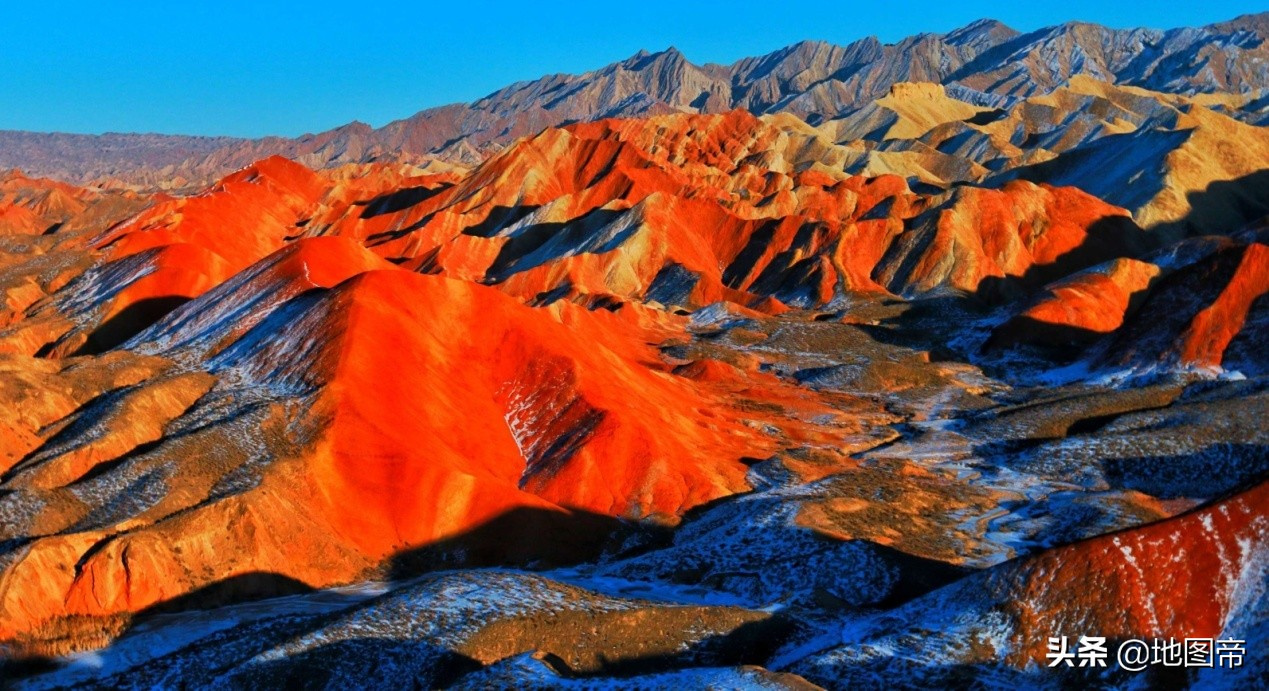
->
{"left": 71, "top": 296, "right": 191, "bottom": 356}
{"left": 1224, "top": 290, "right": 1269, "bottom": 376}
{"left": 458, "top": 204, "right": 541, "bottom": 238}
{"left": 365, "top": 203, "right": 541, "bottom": 247}
{"left": 518, "top": 406, "right": 606, "bottom": 489}
{"left": 851, "top": 293, "right": 995, "bottom": 361}
{"left": 1146, "top": 168, "right": 1269, "bottom": 241}
{"left": 981, "top": 316, "right": 1108, "bottom": 360}
{"left": 744, "top": 222, "right": 839, "bottom": 308}
{"left": 413, "top": 245, "right": 443, "bottom": 274}
{"left": 483, "top": 208, "right": 631, "bottom": 283}
{"left": 971, "top": 213, "right": 1153, "bottom": 305}
{"left": 722, "top": 220, "right": 779, "bottom": 289}
{"left": 963, "top": 108, "right": 1008, "bottom": 126}
{"left": 864, "top": 542, "right": 975, "bottom": 608}
{"left": 227, "top": 637, "right": 483, "bottom": 689}
{"left": 0, "top": 654, "right": 61, "bottom": 680}
{"left": 989, "top": 127, "right": 1190, "bottom": 215}
{"left": 0, "top": 571, "right": 319, "bottom": 680}
{"left": 70, "top": 438, "right": 166, "bottom": 486}
{"left": 387, "top": 506, "right": 662, "bottom": 581}
{"left": 1096, "top": 242, "right": 1252, "bottom": 370}
{"left": 646, "top": 262, "right": 701, "bottom": 307}
{"left": 357, "top": 183, "right": 451, "bottom": 219}
{"left": 137, "top": 572, "right": 315, "bottom": 616}
{"left": 1100, "top": 443, "right": 1269, "bottom": 499}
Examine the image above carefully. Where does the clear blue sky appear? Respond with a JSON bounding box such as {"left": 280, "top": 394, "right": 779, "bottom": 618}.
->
{"left": 1, "top": 1, "right": 1262, "bottom": 138}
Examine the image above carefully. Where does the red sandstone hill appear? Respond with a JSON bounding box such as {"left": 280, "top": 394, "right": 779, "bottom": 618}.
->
{"left": 1100, "top": 240, "right": 1269, "bottom": 375}
{"left": 0, "top": 76, "right": 1265, "bottom": 683}
{"left": 4, "top": 107, "right": 1259, "bottom": 395}
{"left": 3, "top": 112, "right": 1150, "bottom": 364}
{"left": 0, "top": 235, "right": 864, "bottom": 648}
{"left": 91, "top": 156, "right": 432, "bottom": 274}
{"left": 0, "top": 169, "right": 145, "bottom": 237}
{"left": 791, "top": 479, "right": 1268, "bottom": 686}
{"left": 291, "top": 112, "right": 1145, "bottom": 310}
{"left": 990, "top": 234, "right": 1269, "bottom": 376}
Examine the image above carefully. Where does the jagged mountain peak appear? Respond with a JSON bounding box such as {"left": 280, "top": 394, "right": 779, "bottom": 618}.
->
{"left": 622, "top": 45, "right": 688, "bottom": 68}
{"left": 1210, "top": 10, "right": 1269, "bottom": 38}
{"left": 3, "top": 13, "right": 1267, "bottom": 188}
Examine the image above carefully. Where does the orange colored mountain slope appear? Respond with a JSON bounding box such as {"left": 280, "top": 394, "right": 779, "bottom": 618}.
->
{"left": 0, "top": 237, "right": 857, "bottom": 646}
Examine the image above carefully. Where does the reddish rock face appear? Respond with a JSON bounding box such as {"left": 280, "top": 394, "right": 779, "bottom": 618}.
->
{"left": 1099, "top": 241, "right": 1269, "bottom": 373}
{"left": 0, "top": 169, "right": 144, "bottom": 237}
{"left": 1011, "top": 481, "right": 1266, "bottom": 655}
{"left": 991, "top": 258, "right": 1162, "bottom": 349}
{"left": 875, "top": 180, "right": 1143, "bottom": 298}
{"left": 0, "top": 58, "right": 1266, "bottom": 687}
{"left": 248, "top": 113, "right": 1141, "bottom": 312}
{"left": 13, "top": 114, "right": 1145, "bottom": 332}
{"left": 0, "top": 170, "right": 94, "bottom": 234}
{"left": 0, "top": 236, "right": 862, "bottom": 646}
{"left": 791, "top": 480, "right": 1268, "bottom": 686}
{"left": 1173, "top": 243, "right": 1269, "bottom": 369}
{"left": 96, "top": 156, "right": 330, "bottom": 273}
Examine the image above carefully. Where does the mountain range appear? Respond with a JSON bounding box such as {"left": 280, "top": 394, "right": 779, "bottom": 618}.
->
{"left": 0, "top": 12, "right": 1267, "bottom": 690}
{"left": 3, "top": 13, "right": 1267, "bottom": 189}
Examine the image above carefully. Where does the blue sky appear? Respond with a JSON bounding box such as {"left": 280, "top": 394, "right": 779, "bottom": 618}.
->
{"left": 1, "top": 1, "right": 1263, "bottom": 138}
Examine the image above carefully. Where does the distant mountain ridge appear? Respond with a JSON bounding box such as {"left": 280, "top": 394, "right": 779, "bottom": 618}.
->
{"left": 2, "top": 12, "right": 1266, "bottom": 188}
{"left": 2, "top": 16, "right": 1269, "bottom": 682}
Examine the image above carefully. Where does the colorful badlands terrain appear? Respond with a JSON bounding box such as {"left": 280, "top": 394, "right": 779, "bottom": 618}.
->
{"left": 0, "top": 13, "right": 1267, "bottom": 690}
